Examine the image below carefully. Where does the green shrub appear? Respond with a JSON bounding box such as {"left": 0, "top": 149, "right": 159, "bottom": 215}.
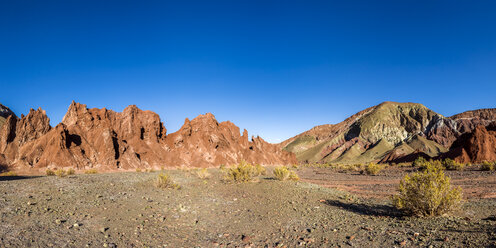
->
{"left": 46, "top": 169, "right": 55, "bottom": 176}
{"left": 195, "top": 168, "right": 211, "bottom": 179}
{"left": 155, "top": 173, "right": 180, "bottom": 189}
{"left": 273, "top": 166, "right": 299, "bottom": 181}
{"left": 393, "top": 163, "right": 462, "bottom": 217}
{"left": 55, "top": 169, "right": 66, "bottom": 177}
{"left": 481, "top": 161, "right": 495, "bottom": 171}
{"left": 418, "top": 159, "right": 443, "bottom": 171}
{"left": 223, "top": 161, "right": 257, "bottom": 183}
{"left": 84, "top": 168, "right": 98, "bottom": 174}
{"left": 365, "top": 163, "right": 383, "bottom": 175}
{"left": 442, "top": 159, "right": 465, "bottom": 171}
{"left": 67, "top": 168, "right": 75, "bottom": 175}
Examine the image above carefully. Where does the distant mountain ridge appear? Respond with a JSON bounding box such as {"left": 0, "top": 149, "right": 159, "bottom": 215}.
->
{"left": 282, "top": 102, "right": 496, "bottom": 164}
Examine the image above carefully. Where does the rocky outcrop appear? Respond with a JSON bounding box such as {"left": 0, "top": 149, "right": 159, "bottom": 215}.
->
{"left": 0, "top": 103, "right": 16, "bottom": 128}
{"left": 442, "top": 124, "right": 496, "bottom": 164}
{"left": 0, "top": 102, "right": 296, "bottom": 171}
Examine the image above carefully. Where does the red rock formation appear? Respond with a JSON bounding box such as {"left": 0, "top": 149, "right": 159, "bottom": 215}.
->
{"left": 443, "top": 124, "right": 496, "bottom": 164}
{"left": 0, "top": 102, "right": 296, "bottom": 171}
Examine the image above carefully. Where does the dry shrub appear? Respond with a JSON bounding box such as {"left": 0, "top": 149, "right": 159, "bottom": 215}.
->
{"left": 46, "top": 169, "right": 55, "bottom": 176}
{"left": 223, "top": 160, "right": 258, "bottom": 183}
{"left": 0, "top": 171, "right": 17, "bottom": 177}
{"left": 442, "top": 158, "right": 465, "bottom": 171}
{"left": 67, "top": 168, "right": 75, "bottom": 175}
{"left": 481, "top": 161, "right": 495, "bottom": 171}
{"left": 254, "top": 164, "right": 267, "bottom": 176}
{"left": 136, "top": 168, "right": 142, "bottom": 172}
{"left": 412, "top": 156, "right": 427, "bottom": 167}
{"left": 155, "top": 173, "right": 180, "bottom": 189}
{"left": 365, "top": 163, "right": 383, "bottom": 175}
{"left": 195, "top": 168, "right": 211, "bottom": 179}
{"left": 273, "top": 166, "right": 299, "bottom": 181}
{"left": 393, "top": 162, "right": 462, "bottom": 217}
{"left": 55, "top": 169, "right": 66, "bottom": 177}
{"left": 84, "top": 168, "right": 98, "bottom": 174}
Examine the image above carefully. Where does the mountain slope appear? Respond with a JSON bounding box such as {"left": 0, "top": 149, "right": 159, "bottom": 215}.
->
{"left": 282, "top": 102, "right": 443, "bottom": 164}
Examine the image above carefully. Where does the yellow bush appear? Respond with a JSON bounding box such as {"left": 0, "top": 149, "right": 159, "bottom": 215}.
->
{"left": 136, "top": 168, "right": 142, "bottom": 172}
{"left": 365, "top": 163, "right": 383, "bottom": 175}
{"left": 254, "top": 164, "right": 267, "bottom": 176}
{"left": 0, "top": 171, "right": 17, "bottom": 177}
{"left": 84, "top": 169, "right": 98, "bottom": 174}
{"left": 195, "top": 168, "right": 211, "bottom": 179}
{"left": 412, "top": 157, "right": 427, "bottom": 167}
{"left": 67, "top": 168, "right": 75, "bottom": 175}
{"left": 481, "top": 161, "right": 495, "bottom": 171}
{"left": 46, "top": 169, "right": 55, "bottom": 176}
{"left": 442, "top": 159, "right": 465, "bottom": 171}
{"left": 55, "top": 169, "right": 66, "bottom": 177}
{"left": 393, "top": 163, "right": 462, "bottom": 217}
{"left": 273, "top": 166, "right": 299, "bottom": 181}
{"left": 155, "top": 173, "right": 180, "bottom": 189}
{"left": 223, "top": 160, "right": 257, "bottom": 183}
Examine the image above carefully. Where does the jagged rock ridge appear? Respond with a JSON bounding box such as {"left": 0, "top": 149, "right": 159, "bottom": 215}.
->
{"left": 0, "top": 102, "right": 296, "bottom": 171}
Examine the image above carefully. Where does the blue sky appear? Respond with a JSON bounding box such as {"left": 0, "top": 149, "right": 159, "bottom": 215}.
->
{"left": 1, "top": 1, "right": 495, "bottom": 143}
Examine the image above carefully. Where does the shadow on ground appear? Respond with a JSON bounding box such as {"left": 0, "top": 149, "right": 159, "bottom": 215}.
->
{"left": 324, "top": 199, "right": 403, "bottom": 218}
{"left": 0, "top": 176, "right": 42, "bottom": 182}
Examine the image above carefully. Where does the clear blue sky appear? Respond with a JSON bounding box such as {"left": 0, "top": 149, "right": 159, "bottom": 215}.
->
{"left": 1, "top": 1, "right": 495, "bottom": 143}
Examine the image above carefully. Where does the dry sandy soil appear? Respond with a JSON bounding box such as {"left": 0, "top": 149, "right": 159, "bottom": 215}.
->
{"left": 0, "top": 166, "right": 495, "bottom": 247}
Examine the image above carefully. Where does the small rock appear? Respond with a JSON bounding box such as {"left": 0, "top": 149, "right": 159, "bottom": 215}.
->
{"left": 347, "top": 235, "right": 355, "bottom": 241}
{"left": 73, "top": 223, "right": 80, "bottom": 227}
{"left": 399, "top": 240, "right": 407, "bottom": 246}
{"left": 99, "top": 227, "right": 108, "bottom": 233}
{"left": 55, "top": 219, "right": 62, "bottom": 225}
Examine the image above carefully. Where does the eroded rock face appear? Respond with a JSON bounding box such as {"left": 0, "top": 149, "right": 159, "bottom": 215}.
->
{"left": 0, "top": 102, "right": 296, "bottom": 170}
{"left": 0, "top": 103, "right": 16, "bottom": 129}
{"left": 163, "top": 113, "right": 296, "bottom": 167}
{"left": 443, "top": 124, "right": 496, "bottom": 163}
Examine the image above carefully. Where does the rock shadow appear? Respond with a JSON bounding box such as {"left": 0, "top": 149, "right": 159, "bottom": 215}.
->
{"left": 324, "top": 199, "right": 403, "bottom": 218}
{"left": 0, "top": 175, "right": 42, "bottom": 182}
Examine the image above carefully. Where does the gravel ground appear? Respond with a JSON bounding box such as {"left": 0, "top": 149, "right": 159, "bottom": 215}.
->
{"left": 0, "top": 167, "right": 495, "bottom": 247}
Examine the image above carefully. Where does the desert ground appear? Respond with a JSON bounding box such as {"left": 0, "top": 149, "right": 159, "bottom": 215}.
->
{"left": 0, "top": 166, "right": 495, "bottom": 247}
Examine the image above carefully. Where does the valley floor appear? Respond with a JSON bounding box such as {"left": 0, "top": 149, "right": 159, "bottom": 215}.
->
{"left": 0, "top": 167, "right": 495, "bottom": 247}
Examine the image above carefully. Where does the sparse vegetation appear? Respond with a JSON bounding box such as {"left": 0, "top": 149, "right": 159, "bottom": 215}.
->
{"left": 46, "top": 169, "right": 55, "bottom": 176}
{"left": 0, "top": 171, "right": 17, "bottom": 177}
{"left": 254, "top": 164, "right": 267, "bottom": 176}
{"left": 393, "top": 162, "right": 462, "bottom": 217}
{"left": 223, "top": 160, "right": 258, "bottom": 183}
{"left": 481, "top": 161, "right": 495, "bottom": 171}
{"left": 364, "top": 163, "right": 383, "bottom": 175}
{"left": 442, "top": 158, "right": 465, "bottom": 171}
{"left": 84, "top": 168, "right": 98, "bottom": 174}
{"left": 55, "top": 169, "right": 66, "bottom": 177}
{"left": 273, "top": 166, "right": 299, "bottom": 181}
{"left": 412, "top": 156, "right": 427, "bottom": 167}
{"left": 155, "top": 173, "right": 180, "bottom": 189}
{"left": 136, "top": 168, "right": 142, "bottom": 172}
{"left": 195, "top": 168, "right": 211, "bottom": 179}
{"left": 67, "top": 168, "right": 75, "bottom": 175}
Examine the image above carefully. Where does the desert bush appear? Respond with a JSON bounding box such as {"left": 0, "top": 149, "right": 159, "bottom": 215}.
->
{"left": 136, "top": 168, "right": 142, "bottom": 172}
{"left": 365, "top": 163, "right": 383, "bottom": 175}
{"left": 67, "top": 168, "right": 75, "bottom": 175}
{"left": 412, "top": 157, "right": 427, "bottom": 167}
{"left": 442, "top": 159, "right": 465, "bottom": 171}
{"left": 254, "top": 164, "right": 267, "bottom": 176}
{"left": 418, "top": 159, "right": 443, "bottom": 171}
{"left": 481, "top": 161, "right": 495, "bottom": 171}
{"left": 55, "top": 169, "right": 66, "bottom": 177}
{"left": 46, "top": 169, "right": 55, "bottom": 176}
{"left": 392, "top": 163, "right": 462, "bottom": 217}
{"left": 273, "top": 166, "right": 299, "bottom": 181}
{"left": 0, "top": 171, "right": 17, "bottom": 176}
{"left": 84, "top": 168, "right": 98, "bottom": 174}
{"left": 155, "top": 173, "right": 180, "bottom": 189}
{"left": 195, "top": 168, "right": 211, "bottom": 179}
{"left": 223, "top": 160, "right": 257, "bottom": 183}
